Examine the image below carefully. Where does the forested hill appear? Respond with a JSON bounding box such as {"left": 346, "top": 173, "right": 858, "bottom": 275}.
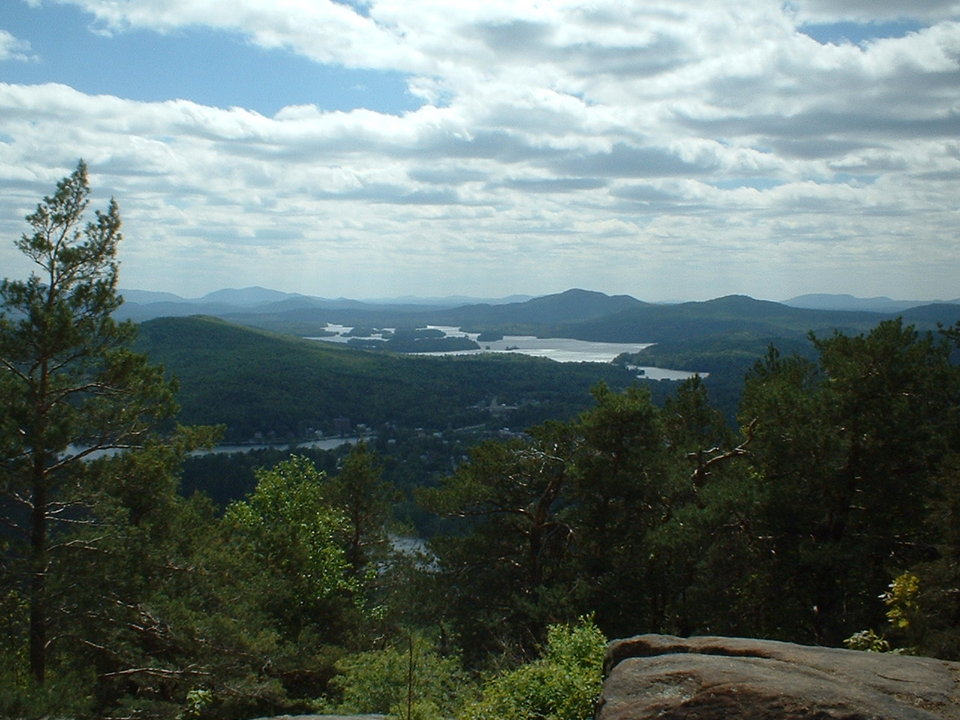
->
{"left": 132, "top": 296, "right": 960, "bottom": 439}
{"left": 425, "top": 288, "right": 645, "bottom": 328}
{"left": 134, "top": 315, "right": 641, "bottom": 442}
{"left": 549, "top": 294, "right": 960, "bottom": 343}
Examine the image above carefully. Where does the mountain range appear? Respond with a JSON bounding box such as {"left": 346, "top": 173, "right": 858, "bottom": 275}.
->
{"left": 118, "top": 286, "right": 533, "bottom": 316}
{"left": 125, "top": 288, "right": 960, "bottom": 441}
{"left": 117, "top": 286, "right": 960, "bottom": 344}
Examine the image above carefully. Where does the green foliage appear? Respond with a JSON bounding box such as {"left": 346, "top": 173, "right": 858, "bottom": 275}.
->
{"left": 884, "top": 572, "right": 921, "bottom": 632}
{"left": 0, "top": 161, "right": 183, "bottom": 691}
{"left": 461, "top": 618, "right": 606, "bottom": 720}
{"left": 325, "top": 441, "right": 398, "bottom": 576}
{"left": 843, "top": 629, "right": 891, "bottom": 653}
{"left": 422, "top": 378, "right": 757, "bottom": 653}
{"left": 224, "top": 456, "right": 355, "bottom": 637}
{"left": 331, "top": 633, "right": 469, "bottom": 720}
{"left": 625, "top": 332, "right": 816, "bottom": 422}
{"left": 419, "top": 426, "right": 578, "bottom": 657}
{"left": 872, "top": 451, "right": 960, "bottom": 659}
{"left": 180, "top": 444, "right": 341, "bottom": 508}
{"left": 422, "top": 319, "right": 960, "bottom": 654}
{"left": 179, "top": 688, "right": 214, "bottom": 720}
{"left": 843, "top": 572, "right": 923, "bottom": 654}
{"left": 737, "top": 320, "right": 960, "bottom": 643}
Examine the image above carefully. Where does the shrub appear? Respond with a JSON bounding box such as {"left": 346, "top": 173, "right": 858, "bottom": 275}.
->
{"left": 461, "top": 617, "right": 606, "bottom": 720}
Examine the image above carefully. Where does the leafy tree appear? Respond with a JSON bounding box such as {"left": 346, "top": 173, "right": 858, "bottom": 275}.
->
{"left": 566, "top": 383, "right": 678, "bottom": 637}
{"left": 461, "top": 617, "right": 605, "bottom": 720}
{"left": 637, "top": 376, "right": 762, "bottom": 636}
{"left": 662, "top": 374, "right": 736, "bottom": 481}
{"left": 421, "top": 382, "right": 714, "bottom": 651}
{"left": 330, "top": 632, "right": 469, "bottom": 720}
{"left": 223, "top": 456, "right": 355, "bottom": 645}
{"left": 0, "top": 161, "right": 179, "bottom": 685}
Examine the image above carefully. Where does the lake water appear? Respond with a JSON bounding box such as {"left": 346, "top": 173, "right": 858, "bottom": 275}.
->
{"left": 191, "top": 436, "right": 361, "bottom": 456}
{"left": 71, "top": 436, "right": 363, "bottom": 461}
{"left": 308, "top": 325, "right": 704, "bottom": 380}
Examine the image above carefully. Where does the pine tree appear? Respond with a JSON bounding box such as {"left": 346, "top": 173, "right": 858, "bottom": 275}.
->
{"left": 0, "top": 161, "right": 178, "bottom": 684}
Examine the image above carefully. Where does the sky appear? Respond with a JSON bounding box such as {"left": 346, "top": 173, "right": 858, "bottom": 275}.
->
{"left": 0, "top": 1, "right": 958, "bottom": 302}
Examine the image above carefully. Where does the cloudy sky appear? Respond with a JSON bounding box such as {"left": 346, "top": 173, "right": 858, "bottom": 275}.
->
{"left": 0, "top": 0, "right": 958, "bottom": 302}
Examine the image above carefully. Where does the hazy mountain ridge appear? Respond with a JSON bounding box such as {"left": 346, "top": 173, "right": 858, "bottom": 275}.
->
{"left": 117, "top": 286, "right": 534, "bottom": 320}
{"left": 548, "top": 294, "right": 926, "bottom": 344}
{"left": 117, "top": 286, "right": 960, "bottom": 342}
{"left": 783, "top": 293, "right": 960, "bottom": 313}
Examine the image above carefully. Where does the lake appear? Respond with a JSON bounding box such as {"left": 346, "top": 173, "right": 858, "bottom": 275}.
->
{"left": 308, "top": 324, "right": 704, "bottom": 380}
{"left": 190, "top": 436, "right": 362, "bottom": 457}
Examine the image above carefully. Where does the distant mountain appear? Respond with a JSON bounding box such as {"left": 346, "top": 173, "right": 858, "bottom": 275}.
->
{"left": 898, "top": 303, "right": 960, "bottom": 326}
{"left": 783, "top": 293, "right": 959, "bottom": 314}
{"left": 117, "top": 286, "right": 960, "bottom": 345}
{"left": 114, "top": 287, "right": 536, "bottom": 324}
{"left": 124, "top": 293, "right": 960, "bottom": 438}
{"left": 198, "top": 286, "right": 304, "bottom": 306}
{"left": 119, "top": 286, "right": 308, "bottom": 307}
{"left": 116, "top": 300, "right": 242, "bottom": 322}
{"left": 361, "top": 294, "right": 534, "bottom": 306}
{"left": 428, "top": 288, "right": 646, "bottom": 329}
{"left": 119, "top": 289, "right": 189, "bottom": 305}
{"left": 119, "top": 286, "right": 648, "bottom": 341}
{"left": 207, "top": 288, "right": 646, "bottom": 337}
{"left": 548, "top": 294, "right": 928, "bottom": 343}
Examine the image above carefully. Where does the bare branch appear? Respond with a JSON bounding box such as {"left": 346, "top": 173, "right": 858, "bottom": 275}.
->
{"left": 100, "top": 666, "right": 209, "bottom": 680}
{"left": 689, "top": 417, "right": 758, "bottom": 493}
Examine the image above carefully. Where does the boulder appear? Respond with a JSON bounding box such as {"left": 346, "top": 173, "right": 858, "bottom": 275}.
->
{"left": 598, "top": 634, "right": 960, "bottom": 720}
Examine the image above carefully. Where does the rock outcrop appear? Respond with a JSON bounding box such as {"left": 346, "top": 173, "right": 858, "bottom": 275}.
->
{"left": 598, "top": 634, "right": 960, "bottom": 720}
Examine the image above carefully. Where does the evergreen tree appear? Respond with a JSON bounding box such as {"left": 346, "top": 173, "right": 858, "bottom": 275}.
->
{"left": 0, "top": 161, "right": 179, "bottom": 685}
{"left": 566, "top": 383, "right": 676, "bottom": 637}
{"left": 325, "top": 440, "right": 397, "bottom": 578}
{"left": 740, "top": 320, "right": 960, "bottom": 643}
{"left": 419, "top": 424, "right": 578, "bottom": 658}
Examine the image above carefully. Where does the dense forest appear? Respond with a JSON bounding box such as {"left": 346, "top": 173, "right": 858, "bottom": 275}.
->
{"left": 132, "top": 314, "right": 645, "bottom": 442}
{"left": 3, "top": 165, "right": 960, "bottom": 720}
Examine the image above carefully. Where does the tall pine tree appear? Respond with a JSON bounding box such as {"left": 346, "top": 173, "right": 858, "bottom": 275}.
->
{"left": 0, "top": 161, "right": 178, "bottom": 684}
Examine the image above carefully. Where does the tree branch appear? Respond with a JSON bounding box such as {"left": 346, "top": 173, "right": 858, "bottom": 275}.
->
{"left": 689, "top": 417, "right": 757, "bottom": 494}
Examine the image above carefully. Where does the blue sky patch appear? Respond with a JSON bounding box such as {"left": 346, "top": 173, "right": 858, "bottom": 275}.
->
{"left": 0, "top": 1, "right": 419, "bottom": 116}
{"left": 799, "top": 20, "right": 925, "bottom": 46}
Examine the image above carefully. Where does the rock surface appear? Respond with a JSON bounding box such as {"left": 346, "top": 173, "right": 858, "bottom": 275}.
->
{"left": 598, "top": 634, "right": 960, "bottom": 720}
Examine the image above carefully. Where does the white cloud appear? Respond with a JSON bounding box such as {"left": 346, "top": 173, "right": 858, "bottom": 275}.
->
{"left": 1, "top": 1, "right": 959, "bottom": 299}
{"left": 0, "top": 30, "right": 36, "bottom": 62}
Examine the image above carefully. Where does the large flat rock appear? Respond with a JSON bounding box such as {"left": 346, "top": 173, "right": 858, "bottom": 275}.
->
{"left": 599, "top": 635, "right": 960, "bottom": 720}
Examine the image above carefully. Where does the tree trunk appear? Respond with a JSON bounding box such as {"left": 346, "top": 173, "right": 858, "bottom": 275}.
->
{"left": 29, "top": 470, "right": 47, "bottom": 684}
